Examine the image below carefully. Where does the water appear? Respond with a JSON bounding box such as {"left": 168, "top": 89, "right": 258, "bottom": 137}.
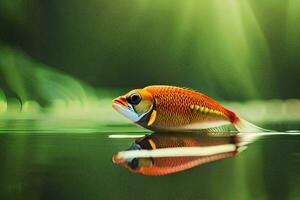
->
{"left": 0, "top": 123, "right": 300, "bottom": 200}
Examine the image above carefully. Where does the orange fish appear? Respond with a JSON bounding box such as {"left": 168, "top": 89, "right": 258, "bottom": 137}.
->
{"left": 112, "top": 85, "right": 265, "bottom": 132}
{"left": 112, "top": 133, "right": 241, "bottom": 176}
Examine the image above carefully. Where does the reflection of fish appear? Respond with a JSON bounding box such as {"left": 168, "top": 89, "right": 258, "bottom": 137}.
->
{"left": 112, "top": 133, "right": 243, "bottom": 176}
{"left": 112, "top": 85, "right": 266, "bottom": 132}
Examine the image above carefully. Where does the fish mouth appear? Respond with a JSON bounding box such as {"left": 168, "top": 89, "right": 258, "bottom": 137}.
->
{"left": 112, "top": 96, "right": 128, "bottom": 107}
{"left": 112, "top": 154, "right": 140, "bottom": 173}
{"left": 112, "top": 96, "right": 141, "bottom": 122}
{"left": 112, "top": 154, "right": 126, "bottom": 165}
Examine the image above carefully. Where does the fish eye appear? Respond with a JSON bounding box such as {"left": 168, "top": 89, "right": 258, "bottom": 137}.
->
{"left": 128, "top": 158, "right": 139, "bottom": 169}
{"left": 128, "top": 93, "right": 141, "bottom": 105}
{"left": 127, "top": 144, "right": 141, "bottom": 151}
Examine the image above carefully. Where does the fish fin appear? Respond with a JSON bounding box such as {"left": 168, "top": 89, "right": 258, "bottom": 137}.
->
{"left": 148, "top": 139, "right": 157, "bottom": 149}
{"left": 234, "top": 118, "right": 270, "bottom": 133}
{"left": 234, "top": 118, "right": 271, "bottom": 146}
{"left": 205, "top": 125, "right": 232, "bottom": 132}
{"left": 199, "top": 125, "right": 235, "bottom": 136}
{"left": 147, "top": 110, "right": 157, "bottom": 126}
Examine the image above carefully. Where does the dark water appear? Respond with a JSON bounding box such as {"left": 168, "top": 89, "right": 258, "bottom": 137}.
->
{"left": 0, "top": 127, "right": 300, "bottom": 199}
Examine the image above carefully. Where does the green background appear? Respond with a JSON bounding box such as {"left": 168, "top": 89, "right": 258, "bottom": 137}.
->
{"left": 1, "top": 0, "right": 300, "bottom": 102}
{"left": 0, "top": 1, "right": 300, "bottom": 200}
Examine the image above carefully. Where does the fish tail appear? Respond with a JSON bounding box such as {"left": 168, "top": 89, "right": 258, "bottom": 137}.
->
{"left": 233, "top": 117, "right": 271, "bottom": 146}
{"left": 234, "top": 118, "right": 268, "bottom": 133}
{"left": 224, "top": 108, "right": 269, "bottom": 133}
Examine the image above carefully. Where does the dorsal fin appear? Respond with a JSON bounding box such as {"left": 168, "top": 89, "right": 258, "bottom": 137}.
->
{"left": 180, "top": 86, "right": 199, "bottom": 93}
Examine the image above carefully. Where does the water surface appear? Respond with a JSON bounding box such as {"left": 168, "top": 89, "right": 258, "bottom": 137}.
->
{"left": 0, "top": 122, "right": 300, "bottom": 200}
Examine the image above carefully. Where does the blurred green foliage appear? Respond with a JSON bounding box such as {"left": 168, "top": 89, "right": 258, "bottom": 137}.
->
{"left": 0, "top": 47, "right": 99, "bottom": 105}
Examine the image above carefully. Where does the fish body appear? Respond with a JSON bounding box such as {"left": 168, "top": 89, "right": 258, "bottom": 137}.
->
{"left": 112, "top": 133, "right": 240, "bottom": 176}
{"left": 139, "top": 86, "right": 237, "bottom": 131}
{"left": 138, "top": 153, "right": 236, "bottom": 176}
{"left": 112, "top": 85, "right": 263, "bottom": 132}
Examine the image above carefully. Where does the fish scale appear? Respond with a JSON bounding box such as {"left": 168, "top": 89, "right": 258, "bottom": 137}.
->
{"left": 139, "top": 152, "right": 236, "bottom": 176}
{"left": 145, "top": 86, "right": 232, "bottom": 129}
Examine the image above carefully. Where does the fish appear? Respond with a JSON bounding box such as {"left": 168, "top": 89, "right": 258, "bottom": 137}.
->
{"left": 112, "top": 131, "right": 300, "bottom": 176}
{"left": 112, "top": 85, "right": 267, "bottom": 132}
{"left": 112, "top": 133, "right": 243, "bottom": 176}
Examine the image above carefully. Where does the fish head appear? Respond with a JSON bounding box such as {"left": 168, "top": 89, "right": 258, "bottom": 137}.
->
{"left": 112, "top": 143, "right": 153, "bottom": 174}
{"left": 112, "top": 88, "right": 154, "bottom": 123}
{"left": 114, "top": 157, "right": 154, "bottom": 174}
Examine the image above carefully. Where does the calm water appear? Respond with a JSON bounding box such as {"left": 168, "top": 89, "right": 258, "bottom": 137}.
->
{"left": 0, "top": 123, "right": 300, "bottom": 200}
